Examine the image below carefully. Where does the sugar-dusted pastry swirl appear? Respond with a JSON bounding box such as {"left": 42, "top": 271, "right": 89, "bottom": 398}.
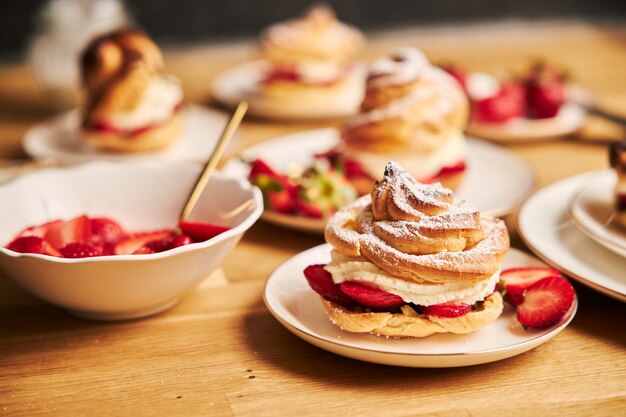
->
{"left": 260, "top": 5, "right": 364, "bottom": 65}
{"left": 81, "top": 29, "right": 173, "bottom": 127}
{"left": 342, "top": 48, "right": 468, "bottom": 153}
{"left": 325, "top": 162, "right": 509, "bottom": 283}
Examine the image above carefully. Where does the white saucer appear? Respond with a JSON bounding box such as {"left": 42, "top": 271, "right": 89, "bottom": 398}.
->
{"left": 224, "top": 128, "right": 535, "bottom": 233}
{"left": 211, "top": 60, "right": 364, "bottom": 120}
{"left": 264, "top": 244, "right": 576, "bottom": 368}
{"left": 23, "top": 105, "right": 229, "bottom": 165}
{"left": 568, "top": 170, "right": 626, "bottom": 257}
{"left": 467, "top": 103, "right": 586, "bottom": 142}
{"left": 518, "top": 171, "right": 626, "bottom": 302}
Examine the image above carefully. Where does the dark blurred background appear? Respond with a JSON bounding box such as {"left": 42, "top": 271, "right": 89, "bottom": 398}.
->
{"left": 2, "top": 0, "right": 626, "bottom": 61}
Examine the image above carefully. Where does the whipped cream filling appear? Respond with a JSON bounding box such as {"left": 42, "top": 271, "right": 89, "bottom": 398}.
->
{"left": 295, "top": 60, "right": 347, "bottom": 84}
{"left": 466, "top": 72, "right": 500, "bottom": 100}
{"left": 348, "top": 132, "right": 466, "bottom": 180}
{"left": 106, "top": 75, "right": 183, "bottom": 130}
{"left": 325, "top": 251, "right": 500, "bottom": 306}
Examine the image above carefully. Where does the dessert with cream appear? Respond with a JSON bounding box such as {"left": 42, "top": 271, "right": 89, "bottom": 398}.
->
{"left": 5, "top": 215, "right": 228, "bottom": 258}
{"left": 80, "top": 29, "right": 184, "bottom": 152}
{"left": 304, "top": 162, "right": 509, "bottom": 337}
{"left": 610, "top": 141, "right": 626, "bottom": 228}
{"left": 257, "top": 5, "right": 365, "bottom": 117}
{"left": 329, "top": 48, "right": 469, "bottom": 195}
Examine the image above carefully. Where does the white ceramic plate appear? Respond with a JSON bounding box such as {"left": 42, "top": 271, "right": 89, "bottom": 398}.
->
{"left": 264, "top": 244, "right": 576, "bottom": 367}
{"left": 224, "top": 128, "right": 535, "bottom": 233}
{"left": 23, "top": 105, "right": 230, "bottom": 165}
{"left": 518, "top": 171, "right": 626, "bottom": 302}
{"left": 467, "top": 103, "right": 586, "bottom": 142}
{"left": 211, "top": 60, "right": 365, "bottom": 120}
{"left": 568, "top": 169, "right": 626, "bottom": 257}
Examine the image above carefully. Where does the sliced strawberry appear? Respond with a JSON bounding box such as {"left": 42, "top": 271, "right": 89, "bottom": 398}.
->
{"left": 263, "top": 67, "right": 300, "bottom": 84}
{"left": 526, "top": 82, "right": 564, "bottom": 119}
{"left": 144, "top": 234, "right": 193, "bottom": 253}
{"left": 501, "top": 267, "right": 562, "bottom": 306}
{"left": 44, "top": 215, "right": 91, "bottom": 250}
{"left": 472, "top": 82, "right": 525, "bottom": 124}
{"left": 133, "top": 247, "right": 156, "bottom": 255}
{"left": 339, "top": 282, "right": 404, "bottom": 309}
{"left": 248, "top": 159, "right": 281, "bottom": 179}
{"left": 516, "top": 276, "right": 575, "bottom": 329}
{"left": 422, "top": 302, "right": 471, "bottom": 318}
{"left": 59, "top": 242, "right": 101, "bottom": 258}
{"left": 5, "top": 236, "right": 60, "bottom": 256}
{"left": 268, "top": 188, "right": 295, "bottom": 214}
{"left": 303, "top": 264, "right": 356, "bottom": 308}
{"left": 114, "top": 230, "right": 173, "bottom": 255}
{"left": 16, "top": 220, "right": 62, "bottom": 239}
{"left": 294, "top": 200, "right": 324, "bottom": 219}
{"left": 89, "top": 217, "right": 127, "bottom": 254}
{"left": 178, "top": 220, "right": 229, "bottom": 243}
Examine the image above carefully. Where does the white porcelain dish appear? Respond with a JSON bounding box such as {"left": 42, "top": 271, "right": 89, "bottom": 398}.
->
{"left": 568, "top": 169, "right": 626, "bottom": 257}
{"left": 0, "top": 161, "right": 263, "bottom": 320}
{"left": 224, "top": 128, "right": 535, "bottom": 233}
{"left": 211, "top": 60, "right": 365, "bottom": 120}
{"left": 264, "top": 244, "right": 576, "bottom": 368}
{"left": 518, "top": 171, "right": 626, "bottom": 302}
{"left": 467, "top": 103, "right": 586, "bottom": 142}
{"left": 23, "top": 105, "right": 230, "bottom": 165}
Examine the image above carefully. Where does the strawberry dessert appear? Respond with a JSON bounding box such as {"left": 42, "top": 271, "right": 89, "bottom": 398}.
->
{"left": 444, "top": 61, "right": 568, "bottom": 124}
{"left": 500, "top": 267, "right": 576, "bottom": 329}
{"left": 248, "top": 158, "right": 356, "bottom": 219}
{"left": 5, "top": 215, "right": 229, "bottom": 258}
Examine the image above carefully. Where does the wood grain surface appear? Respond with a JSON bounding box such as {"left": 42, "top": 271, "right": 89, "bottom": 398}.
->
{"left": 0, "top": 20, "right": 625, "bottom": 416}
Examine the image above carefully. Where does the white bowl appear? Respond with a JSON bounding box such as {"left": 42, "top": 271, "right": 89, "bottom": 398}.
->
{"left": 0, "top": 161, "right": 263, "bottom": 320}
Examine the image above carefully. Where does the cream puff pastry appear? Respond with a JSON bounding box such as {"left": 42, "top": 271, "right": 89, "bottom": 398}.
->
{"left": 257, "top": 5, "right": 365, "bottom": 117}
{"left": 332, "top": 48, "right": 469, "bottom": 194}
{"left": 304, "top": 162, "right": 509, "bottom": 338}
{"left": 80, "top": 29, "right": 184, "bottom": 152}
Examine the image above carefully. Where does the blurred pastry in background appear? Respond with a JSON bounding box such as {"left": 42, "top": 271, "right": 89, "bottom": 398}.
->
{"left": 610, "top": 141, "right": 626, "bottom": 227}
{"left": 257, "top": 4, "right": 366, "bottom": 117}
{"left": 323, "top": 47, "right": 468, "bottom": 194}
{"left": 80, "top": 29, "right": 184, "bottom": 152}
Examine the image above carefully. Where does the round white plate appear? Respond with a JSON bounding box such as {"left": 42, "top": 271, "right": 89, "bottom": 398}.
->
{"left": 211, "top": 60, "right": 364, "bottom": 120}
{"left": 264, "top": 244, "right": 577, "bottom": 367}
{"left": 568, "top": 169, "right": 626, "bottom": 257}
{"left": 23, "top": 105, "right": 229, "bottom": 165}
{"left": 224, "top": 128, "right": 535, "bottom": 233}
{"left": 518, "top": 171, "right": 626, "bottom": 302}
{"left": 467, "top": 103, "right": 586, "bottom": 142}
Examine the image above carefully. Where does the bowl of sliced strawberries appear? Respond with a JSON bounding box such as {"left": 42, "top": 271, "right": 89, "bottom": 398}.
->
{"left": 0, "top": 161, "right": 262, "bottom": 320}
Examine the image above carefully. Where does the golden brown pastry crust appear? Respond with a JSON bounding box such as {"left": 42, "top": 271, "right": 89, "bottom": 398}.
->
{"left": 321, "top": 292, "right": 503, "bottom": 338}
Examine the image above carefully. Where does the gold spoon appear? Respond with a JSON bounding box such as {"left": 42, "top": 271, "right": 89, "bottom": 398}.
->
{"left": 179, "top": 101, "right": 248, "bottom": 221}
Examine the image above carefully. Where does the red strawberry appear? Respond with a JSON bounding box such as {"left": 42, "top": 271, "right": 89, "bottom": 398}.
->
{"left": 248, "top": 159, "right": 281, "bottom": 179}
{"left": 339, "top": 282, "right": 404, "bottom": 309}
{"left": 144, "top": 234, "right": 193, "bottom": 253}
{"left": 501, "top": 267, "right": 562, "bottom": 306}
{"left": 16, "top": 220, "right": 62, "bottom": 239}
{"left": 114, "top": 230, "right": 173, "bottom": 255}
{"left": 516, "top": 276, "right": 575, "bottom": 329}
{"left": 303, "top": 264, "right": 356, "bottom": 308}
{"left": 89, "top": 217, "right": 127, "bottom": 254}
{"left": 422, "top": 302, "right": 471, "bottom": 318}
{"left": 268, "top": 188, "right": 295, "bottom": 214}
{"left": 59, "top": 242, "right": 101, "bottom": 258}
{"left": 44, "top": 215, "right": 91, "bottom": 250}
{"left": 263, "top": 67, "right": 300, "bottom": 83}
{"left": 5, "top": 236, "right": 60, "bottom": 256}
{"left": 472, "top": 82, "right": 525, "bottom": 123}
{"left": 178, "top": 220, "right": 229, "bottom": 243}
{"left": 133, "top": 247, "right": 156, "bottom": 255}
{"left": 526, "top": 82, "right": 564, "bottom": 119}
{"left": 294, "top": 200, "right": 324, "bottom": 219}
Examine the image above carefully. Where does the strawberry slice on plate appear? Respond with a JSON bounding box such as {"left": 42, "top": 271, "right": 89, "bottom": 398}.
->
{"left": 501, "top": 267, "right": 562, "bottom": 306}
{"left": 472, "top": 82, "right": 526, "bottom": 124}
{"left": 6, "top": 236, "right": 60, "bottom": 256}
{"left": 114, "top": 230, "right": 173, "bottom": 255}
{"left": 303, "top": 264, "right": 356, "bottom": 308}
{"left": 339, "top": 282, "right": 404, "bottom": 309}
{"left": 59, "top": 242, "right": 102, "bottom": 258}
{"left": 178, "top": 220, "right": 229, "bottom": 243}
{"left": 422, "top": 302, "right": 471, "bottom": 318}
{"left": 44, "top": 215, "right": 91, "bottom": 250}
{"left": 516, "top": 276, "right": 575, "bottom": 329}
{"left": 144, "top": 234, "right": 193, "bottom": 253}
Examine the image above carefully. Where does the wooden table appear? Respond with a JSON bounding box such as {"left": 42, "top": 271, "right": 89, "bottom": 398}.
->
{"left": 1, "top": 21, "right": 625, "bottom": 416}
